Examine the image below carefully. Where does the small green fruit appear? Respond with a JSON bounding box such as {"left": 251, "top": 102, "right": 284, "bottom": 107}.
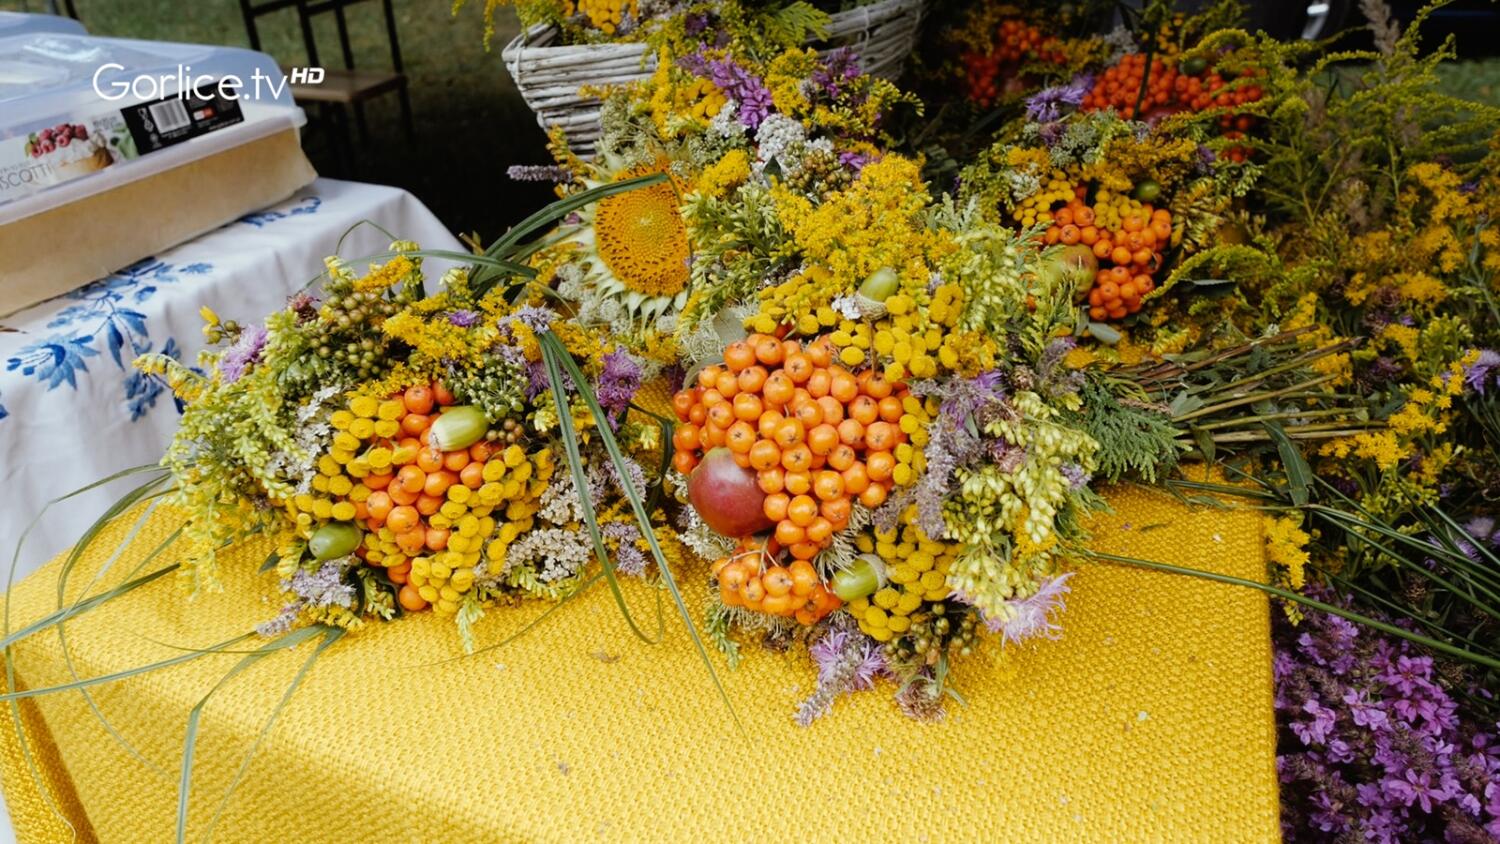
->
{"left": 858, "top": 267, "right": 900, "bottom": 302}
{"left": 833, "top": 554, "right": 887, "bottom": 602}
{"left": 428, "top": 405, "right": 488, "bottom": 452}
{"left": 1133, "top": 179, "right": 1162, "bottom": 203}
{"left": 309, "top": 521, "right": 361, "bottom": 561}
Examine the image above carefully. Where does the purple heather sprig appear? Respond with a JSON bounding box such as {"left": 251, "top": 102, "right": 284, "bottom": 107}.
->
{"left": 811, "top": 48, "right": 864, "bottom": 100}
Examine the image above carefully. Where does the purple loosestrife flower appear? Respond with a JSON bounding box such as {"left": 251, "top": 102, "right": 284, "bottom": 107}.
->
{"left": 1464, "top": 349, "right": 1500, "bottom": 395}
{"left": 1292, "top": 698, "right": 1339, "bottom": 745}
{"left": 811, "top": 48, "right": 863, "bottom": 99}
{"left": 982, "top": 573, "right": 1073, "bottom": 646}
{"left": 1275, "top": 589, "right": 1500, "bottom": 841}
{"left": 1387, "top": 769, "right": 1453, "bottom": 813}
{"left": 681, "top": 51, "right": 772, "bottom": 129}
{"left": 219, "top": 324, "right": 267, "bottom": 384}
{"left": 838, "top": 150, "right": 872, "bottom": 173}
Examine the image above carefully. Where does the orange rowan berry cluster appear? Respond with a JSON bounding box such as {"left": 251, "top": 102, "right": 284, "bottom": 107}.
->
{"left": 711, "top": 536, "right": 842, "bottom": 625}
{"left": 961, "top": 18, "right": 1068, "bottom": 107}
{"left": 1081, "top": 53, "right": 1263, "bottom": 161}
{"left": 1039, "top": 189, "right": 1174, "bottom": 320}
{"left": 671, "top": 334, "right": 915, "bottom": 562}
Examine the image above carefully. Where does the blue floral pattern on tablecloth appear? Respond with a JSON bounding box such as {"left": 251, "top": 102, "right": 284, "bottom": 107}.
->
{"left": 238, "top": 196, "right": 322, "bottom": 228}
{"left": 4, "top": 258, "right": 210, "bottom": 421}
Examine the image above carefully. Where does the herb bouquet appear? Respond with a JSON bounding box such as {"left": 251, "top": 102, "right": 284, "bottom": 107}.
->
{"left": 10, "top": 2, "right": 1500, "bottom": 840}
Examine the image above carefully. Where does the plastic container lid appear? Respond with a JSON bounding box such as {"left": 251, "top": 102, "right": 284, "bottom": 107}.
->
{"left": 0, "top": 32, "right": 305, "bottom": 219}
{"left": 0, "top": 11, "right": 87, "bottom": 38}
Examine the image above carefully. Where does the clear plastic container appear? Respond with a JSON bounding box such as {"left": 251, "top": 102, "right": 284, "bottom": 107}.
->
{"left": 0, "top": 11, "right": 87, "bottom": 38}
{"left": 0, "top": 32, "right": 305, "bottom": 218}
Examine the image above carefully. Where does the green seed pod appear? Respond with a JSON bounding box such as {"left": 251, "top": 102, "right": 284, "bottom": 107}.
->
{"left": 309, "top": 521, "right": 361, "bottom": 561}
{"left": 857, "top": 267, "right": 900, "bottom": 302}
{"left": 833, "top": 554, "right": 887, "bottom": 602}
{"left": 428, "top": 406, "right": 489, "bottom": 452}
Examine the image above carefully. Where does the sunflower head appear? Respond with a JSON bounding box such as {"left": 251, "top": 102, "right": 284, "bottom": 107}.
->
{"left": 593, "top": 163, "right": 692, "bottom": 299}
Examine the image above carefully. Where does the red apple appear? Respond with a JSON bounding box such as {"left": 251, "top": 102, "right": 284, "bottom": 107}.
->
{"left": 687, "top": 448, "right": 773, "bottom": 538}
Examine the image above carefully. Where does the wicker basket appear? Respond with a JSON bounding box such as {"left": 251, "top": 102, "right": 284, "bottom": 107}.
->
{"left": 502, "top": 0, "right": 926, "bottom": 158}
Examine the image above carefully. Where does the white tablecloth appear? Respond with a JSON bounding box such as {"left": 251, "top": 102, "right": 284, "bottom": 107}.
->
{"left": 0, "top": 177, "right": 463, "bottom": 578}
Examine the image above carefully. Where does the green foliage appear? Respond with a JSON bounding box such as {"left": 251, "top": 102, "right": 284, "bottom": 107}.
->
{"left": 455, "top": 592, "right": 486, "bottom": 654}
{"left": 760, "top": 2, "right": 831, "bottom": 50}
{"left": 678, "top": 184, "right": 794, "bottom": 334}
{"left": 1075, "top": 373, "right": 1182, "bottom": 483}
{"left": 704, "top": 596, "right": 742, "bottom": 670}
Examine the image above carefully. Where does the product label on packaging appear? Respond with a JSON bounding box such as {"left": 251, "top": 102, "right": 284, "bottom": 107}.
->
{"left": 120, "top": 90, "right": 244, "bottom": 154}
{"left": 0, "top": 83, "right": 245, "bottom": 205}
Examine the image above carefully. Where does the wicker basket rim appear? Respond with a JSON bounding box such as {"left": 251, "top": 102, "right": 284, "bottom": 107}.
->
{"left": 501, "top": 0, "right": 922, "bottom": 63}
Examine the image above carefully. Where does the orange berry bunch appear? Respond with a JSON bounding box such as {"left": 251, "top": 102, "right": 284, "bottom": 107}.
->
{"left": 1080, "top": 54, "right": 1263, "bottom": 160}
{"left": 961, "top": 18, "right": 1068, "bottom": 107}
{"left": 1039, "top": 189, "right": 1172, "bottom": 321}
{"left": 710, "top": 537, "right": 842, "bottom": 625}
{"left": 313, "top": 382, "right": 547, "bottom": 615}
{"left": 670, "top": 334, "right": 913, "bottom": 562}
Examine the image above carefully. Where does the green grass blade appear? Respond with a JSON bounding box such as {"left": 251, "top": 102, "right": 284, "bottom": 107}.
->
{"left": 202, "top": 626, "right": 344, "bottom": 842}
{"left": 1315, "top": 565, "right": 1497, "bottom": 654}
{"left": 486, "top": 173, "right": 667, "bottom": 259}
{"left": 1079, "top": 549, "right": 1500, "bottom": 671}
{"left": 0, "top": 634, "right": 255, "bottom": 703}
{"left": 0, "top": 563, "right": 178, "bottom": 650}
{"left": 177, "top": 626, "right": 325, "bottom": 844}
{"left": 544, "top": 333, "right": 743, "bottom": 730}
{"left": 337, "top": 248, "right": 535, "bottom": 278}
{"left": 54, "top": 481, "right": 179, "bottom": 775}
{"left": 540, "top": 340, "right": 664, "bottom": 645}
{"left": 2, "top": 464, "right": 168, "bottom": 834}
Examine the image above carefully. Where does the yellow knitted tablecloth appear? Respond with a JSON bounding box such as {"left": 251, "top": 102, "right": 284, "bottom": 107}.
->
{"left": 0, "top": 482, "right": 1279, "bottom": 842}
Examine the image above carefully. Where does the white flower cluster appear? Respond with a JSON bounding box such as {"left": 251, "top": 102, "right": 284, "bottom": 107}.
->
{"left": 284, "top": 383, "right": 344, "bottom": 494}
{"left": 752, "top": 114, "right": 833, "bottom": 181}
{"left": 708, "top": 98, "right": 745, "bottom": 139}
{"left": 505, "top": 527, "right": 594, "bottom": 583}
{"left": 556, "top": 262, "right": 626, "bottom": 327}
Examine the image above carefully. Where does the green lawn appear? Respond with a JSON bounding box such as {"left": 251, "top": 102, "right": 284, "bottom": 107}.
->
{"left": 1, "top": 0, "right": 560, "bottom": 239}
